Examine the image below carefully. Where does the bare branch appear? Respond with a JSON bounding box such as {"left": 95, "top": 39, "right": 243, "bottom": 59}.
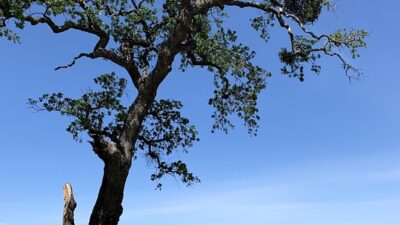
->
{"left": 55, "top": 53, "right": 94, "bottom": 70}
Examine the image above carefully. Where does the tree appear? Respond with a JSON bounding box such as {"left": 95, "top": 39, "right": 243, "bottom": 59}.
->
{"left": 0, "top": 0, "right": 367, "bottom": 224}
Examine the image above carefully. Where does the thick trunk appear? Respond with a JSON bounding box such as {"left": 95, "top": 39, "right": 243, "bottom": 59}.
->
{"left": 89, "top": 158, "right": 131, "bottom": 225}
{"left": 88, "top": 89, "right": 157, "bottom": 225}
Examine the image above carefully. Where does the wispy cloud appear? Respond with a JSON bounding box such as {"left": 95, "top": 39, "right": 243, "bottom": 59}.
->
{"left": 120, "top": 153, "right": 400, "bottom": 225}
{"left": 121, "top": 183, "right": 305, "bottom": 219}
{"left": 121, "top": 188, "right": 400, "bottom": 225}
{"left": 367, "top": 169, "right": 400, "bottom": 180}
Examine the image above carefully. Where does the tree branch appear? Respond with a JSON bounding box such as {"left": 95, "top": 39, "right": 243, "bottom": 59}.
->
{"left": 187, "top": 51, "right": 224, "bottom": 74}
{"left": 55, "top": 53, "right": 94, "bottom": 70}
{"left": 88, "top": 132, "right": 111, "bottom": 161}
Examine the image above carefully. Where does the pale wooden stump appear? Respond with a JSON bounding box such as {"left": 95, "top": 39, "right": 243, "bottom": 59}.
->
{"left": 63, "top": 184, "right": 76, "bottom": 225}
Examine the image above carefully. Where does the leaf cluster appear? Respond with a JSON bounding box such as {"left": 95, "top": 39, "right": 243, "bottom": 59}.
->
{"left": 28, "top": 73, "right": 199, "bottom": 188}
{"left": 137, "top": 99, "right": 200, "bottom": 189}
{"left": 3, "top": 0, "right": 368, "bottom": 189}
{"left": 180, "top": 12, "right": 270, "bottom": 135}
{"left": 284, "top": 0, "right": 323, "bottom": 24}
{"left": 28, "top": 73, "right": 127, "bottom": 142}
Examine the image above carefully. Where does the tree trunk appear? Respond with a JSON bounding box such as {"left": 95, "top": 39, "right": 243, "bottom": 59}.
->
{"left": 63, "top": 184, "right": 76, "bottom": 225}
{"left": 89, "top": 158, "right": 131, "bottom": 225}
{"left": 89, "top": 87, "right": 157, "bottom": 225}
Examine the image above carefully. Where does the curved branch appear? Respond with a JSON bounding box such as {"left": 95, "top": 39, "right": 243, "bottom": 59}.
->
{"left": 187, "top": 51, "right": 224, "bottom": 74}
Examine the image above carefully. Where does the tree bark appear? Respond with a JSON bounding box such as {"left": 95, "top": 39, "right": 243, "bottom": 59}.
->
{"left": 63, "top": 184, "right": 76, "bottom": 225}
{"left": 86, "top": 6, "right": 192, "bottom": 223}
{"left": 88, "top": 89, "right": 157, "bottom": 225}
{"left": 88, "top": 157, "right": 131, "bottom": 225}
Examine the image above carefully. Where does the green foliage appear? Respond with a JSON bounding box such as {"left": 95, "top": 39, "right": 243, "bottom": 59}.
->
{"left": 279, "top": 36, "right": 321, "bottom": 81}
{"left": 0, "top": 0, "right": 17, "bottom": 42}
{"left": 284, "top": 0, "right": 323, "bottom": 24}
{"left": 2, "top": 0, "right": 368, "bottom": 132}
{"left": 251, "top": 14, "right": 275, "bottom": 42}
{"left": 28, "top": 73, "right": 127, "bottom": 141}
{"left": 328, "top": 29, "right": 368, "bottom": 59}
{"left": 138, "top": 99, "right": 199, "bottom": 154}
{"left": 279, "top": 29, "right": 368, "bottom": 80}
{"left": 138, "top": 99, "right": 200, "bottom": 189}
{"left": 0, "top": 27, "right": 19, "bottom": 42}
{"left": 28, "top": 73, "right": 199, "bottom": 187}
{"left": 180, "top": 12, "right": 270, "bottom": 134}
{"left": 4, "top": 0, "right": 367, "bottom": 189}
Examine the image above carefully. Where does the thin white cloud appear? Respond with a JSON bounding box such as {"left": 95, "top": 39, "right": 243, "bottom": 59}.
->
{"left": 120, "top": 152, "right": 400, "bottom": 225}
{"left": 122, "top": 204, "right": 198, "bottom": 218}
{"left": 122, "top": 181, "right": 321, "bottom": 222}
{"left": 368, "top": 169, "right": 400, "bottom": 180}
{"left": 121, "top": 195, "right": 400, "bottom": 225}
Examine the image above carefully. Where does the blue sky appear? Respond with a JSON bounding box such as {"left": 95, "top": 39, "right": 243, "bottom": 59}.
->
{"left": 1, "top": 1, "right": 400, "bottom": 225}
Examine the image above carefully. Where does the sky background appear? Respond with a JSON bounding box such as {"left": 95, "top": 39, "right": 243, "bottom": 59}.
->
{"left": 1, "top": 1, "right": 400, "bottom": 225}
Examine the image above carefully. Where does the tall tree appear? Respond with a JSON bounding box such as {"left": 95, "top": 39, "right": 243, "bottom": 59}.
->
{"left": 0, "top": 0, "right": 367, "bottom": 224}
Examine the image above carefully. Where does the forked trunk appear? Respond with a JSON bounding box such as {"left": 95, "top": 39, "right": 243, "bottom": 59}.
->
{"left": 89, "top": 158, "right": 131, "bottom": 225}
{"left": 88, "top": 85, "right": 158, "bottom": 225}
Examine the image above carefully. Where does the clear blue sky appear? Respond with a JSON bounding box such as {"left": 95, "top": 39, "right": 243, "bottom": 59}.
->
{"left": 1, "top": 1, "right": 400, "bottom": 225}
